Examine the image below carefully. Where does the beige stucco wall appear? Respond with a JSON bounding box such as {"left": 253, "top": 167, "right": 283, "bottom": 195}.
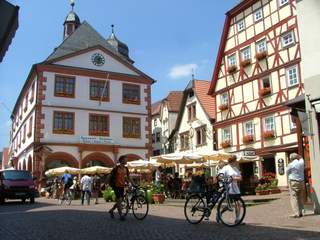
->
{"left": 297, "top": 0, "right": 320, "bottom": 213}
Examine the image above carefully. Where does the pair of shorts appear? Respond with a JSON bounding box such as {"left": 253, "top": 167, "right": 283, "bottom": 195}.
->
{"left": 113, "top": 187, "right": 124, "bottom": 198}
{"left": 229, "top": 194, "right": 241, "bottom": 200}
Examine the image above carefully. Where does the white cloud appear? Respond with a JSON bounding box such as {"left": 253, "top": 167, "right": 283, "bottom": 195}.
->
{"left": 168, "top": 63, "right": 198, "bottom": 79}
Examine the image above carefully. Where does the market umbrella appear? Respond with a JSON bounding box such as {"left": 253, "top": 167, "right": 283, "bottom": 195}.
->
{"left": 126, "top": 159, "right": 160, "bottom": 170}
{"left": 154, "top": 152, "right": 206, "bottom": 165}
{"left": 45, "top": 166, "right": 80, "bottom": 177}
{"left": 80, "top": 166, "right": 112, "bottom": 175}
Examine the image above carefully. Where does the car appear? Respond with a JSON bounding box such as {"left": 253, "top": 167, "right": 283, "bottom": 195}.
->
{"left": 0, "top": 169, "right": 37, "bottom": 204}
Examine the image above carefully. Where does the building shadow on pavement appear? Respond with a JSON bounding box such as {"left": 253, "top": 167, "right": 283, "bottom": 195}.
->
{"left": 0, "top": 208, "right": 319, "bottom": 240}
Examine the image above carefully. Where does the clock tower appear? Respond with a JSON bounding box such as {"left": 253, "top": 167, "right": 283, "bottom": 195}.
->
{"left": 63, "top": 0, "right": 80, "bottom": 40}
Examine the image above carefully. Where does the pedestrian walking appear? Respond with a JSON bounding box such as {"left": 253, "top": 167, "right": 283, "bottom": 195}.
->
{"left": 287, "top": 153, "right": 305, "bottom": 218}
{"left": 92, "top": 173, "right": 101, "bottom": 204}
{"left": 80, "top": 174, "right": 92, "bottom": 205}
{"left": 108, "top": 155, "right": 135, "bottom": 221}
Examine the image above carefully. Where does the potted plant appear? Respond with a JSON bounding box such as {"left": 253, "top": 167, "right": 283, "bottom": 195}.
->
{"left": 255, "top": 51, "right": 268, "bottom": 61}
{"left": 219, "top": 104, "right": 228, "bottom": 111}
{"left": 151, "top": 184, "right": 165, "bottom": 204}
{"left": 263, "top": 130, "right": 275, "bottom": 140}
{"left": 243, "top": 135, "right": 254, "bottom": 144}
{"left": 102, "top": 186, "right": 116, "bottom": 202}
{"left": 227, "top": 65, "right": 237, "bottom": 74}
{"left": 268, "top": 179, "right": 281, "bottom": 194}
{"left": 259, "top": 87, "right": 271, "bottom": 97}
{"left": 255, "top": 184, "right": 269, "bottom": 195}
{"left": 240, "top": 59, "right": 251, "bottom": 68}
{"left": 220, "top": 140, "right": 231, "bottom": 148}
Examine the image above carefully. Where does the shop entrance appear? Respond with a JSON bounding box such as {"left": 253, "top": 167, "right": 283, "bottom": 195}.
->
{"left": 262, "top": 157, "right": 276, "bottom": 174}
{"left": 239, "top": 162, "right": 255, "bottom": 195}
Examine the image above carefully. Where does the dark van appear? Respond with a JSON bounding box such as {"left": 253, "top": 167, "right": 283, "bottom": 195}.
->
{"left": 0, "top": 169, "right": 37, "bottom": 204}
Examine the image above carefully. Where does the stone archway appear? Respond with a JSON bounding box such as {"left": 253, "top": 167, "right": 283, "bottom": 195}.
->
{"left": 121, "top": 154, "right": 142, "bottom": 162}
{"left": 45, "top": 152, "right": 78, "bottom": 170}
{"left": 82, "top": 152, "right": 115, "bottom": 168}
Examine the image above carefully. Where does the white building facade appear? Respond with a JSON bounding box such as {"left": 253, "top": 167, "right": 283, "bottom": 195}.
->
{"left": 9, "top": 7, "right": 154, "bottom": 186}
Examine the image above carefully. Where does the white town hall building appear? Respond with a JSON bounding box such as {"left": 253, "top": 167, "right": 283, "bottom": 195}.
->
{"left": 8, "top": 4, "right": 154, "bottom": 186}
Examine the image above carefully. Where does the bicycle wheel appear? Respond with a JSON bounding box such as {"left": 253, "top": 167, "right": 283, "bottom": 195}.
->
{"left": 217, "top": 196, "right": 246, "bottom": 227}
{"left": 184, "top": 194, "right": 206, "bottom": 224}
{"left": 121, "top": 197, "right": 130, "bottom": 217}
{"left": 132, "top": 195, "right": 149, "bottom": 220}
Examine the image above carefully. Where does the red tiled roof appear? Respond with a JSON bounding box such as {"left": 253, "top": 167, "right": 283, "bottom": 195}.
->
{"left": 194, "top": 80, "right": 216, "bottom": 119}
{"left": 151, "top": 101, "right": 161, "bottom": 115}
{"left": 165, "top": 91, "right": 183, "bottom": 112}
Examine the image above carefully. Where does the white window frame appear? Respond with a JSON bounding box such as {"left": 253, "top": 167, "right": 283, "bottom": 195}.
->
{"left": 237, "top": 19, "right": 245, "bottom": 32}
{"left": 256, "top": 39, "right": 267, "bottom": 53}
{"left": 264, "top": 116, "right": 275, "bottom": 132}
{"left": 286, "top": 65, "right": 299, "bottom": 87}
{"left": 281, "top": 31, "right": 295, "bottom": 48}
{"left": 228, "top": 54, "right": 237, "bottom": 66}
{"left": 279, "top": 0, "right": 289, "bottom": 7}
{"left": 261, "top": 76, "right": 272, "bottom": 89}
{"left": 221, "top": 92, "right": 229, "bottom": 105}
{"left": 244, "top": 121, "right": 254, "bottom": 136}
{"left": 222, "top": 128, "right": 231, "bottom": 142}
{"left": 254, "top": 8, "right": 263, "bottom": 22}
{"left": 241, "top": 46, "right": 251, "bottom": 61}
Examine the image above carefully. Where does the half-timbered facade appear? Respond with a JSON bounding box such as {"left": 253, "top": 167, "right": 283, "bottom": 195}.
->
{"left": 169, "top": 80, "right": 215, "bottom": 176}
{"left": 208, "top": 0, "right": 303, "bottom": 187}
{"left": 8, "top": 5, "right": 154, "bottom": 186}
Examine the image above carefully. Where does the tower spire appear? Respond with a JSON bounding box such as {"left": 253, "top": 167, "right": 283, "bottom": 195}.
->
{"left": 70, "top": 0, "right": 75, "bottom": 11}
{"left": 111, "top": 24, "right": 115, "bottom": 34}
{"left": 63, "top": 0, "right": 80, "bottom": 40}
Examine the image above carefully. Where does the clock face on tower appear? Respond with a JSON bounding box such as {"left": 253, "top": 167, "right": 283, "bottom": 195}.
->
{"left": 91, "top": 53, "right": 105, "bottom": 66}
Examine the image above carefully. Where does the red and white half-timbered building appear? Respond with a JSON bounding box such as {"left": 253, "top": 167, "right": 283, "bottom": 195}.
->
{"left": 208, "top": 0, "right": 303, "bottom": 188}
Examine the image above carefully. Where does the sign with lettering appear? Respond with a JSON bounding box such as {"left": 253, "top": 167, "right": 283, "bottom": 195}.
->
{"left": 80, "top": 136, "right": 114, "bottom": 145}
{"left": 277, "top": 158, "right": 285, "bottom": 175}
{"left": 243, "top": 149, "right": 256, "bottom": 156}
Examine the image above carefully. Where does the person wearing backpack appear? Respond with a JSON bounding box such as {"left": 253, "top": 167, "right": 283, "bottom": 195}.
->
{"left": 108, "top": 155, "right": 135, "bottom": 221}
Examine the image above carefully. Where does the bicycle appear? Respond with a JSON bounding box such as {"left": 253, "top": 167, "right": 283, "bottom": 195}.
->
{"left": 58, "top": 187, "right": 73, "bottom": 205}
{"left": 184, "top": 174, "right": 246, "bottom": 227}
{"left": 121, "top": 185, "right": 149, "bottom": 220}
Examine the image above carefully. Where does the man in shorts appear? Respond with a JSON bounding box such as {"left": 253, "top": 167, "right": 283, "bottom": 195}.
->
{"left": 108, "top": 156, "right": 135, "bottom": 221}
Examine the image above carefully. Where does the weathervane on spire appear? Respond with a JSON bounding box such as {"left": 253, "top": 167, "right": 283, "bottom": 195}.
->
{"left": 192, "top": 68, "right": 195, "bottom": 80}
{"left": 111, "top": 24, "right": 115, "bottom": 34}
{"left": 70, "top": 0, "right": 75, "bottom": 11}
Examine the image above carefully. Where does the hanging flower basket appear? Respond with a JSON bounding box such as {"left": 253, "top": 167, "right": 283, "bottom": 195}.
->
{"left": 255, "top": 51, "right": 268, "bottom": 61}
{"left": 219, "top": 104, "right": 228, "bottom": 111}
{"left": 240, "top": 59, "right": 251, "bottom": 68}
{"left": 259, "top": 87, "right": 271, "bottom": 97}
{"left": 220, "top": 141, "right": 231, "bottom": 148}
{"left": 243, "top": 135, "right": 254, "bottom": 144}
{"left": 263, "top": 130, "right": 275, "bottom": 140}
{"left": 227, "top": 65, "right": 237, "bottom": 74}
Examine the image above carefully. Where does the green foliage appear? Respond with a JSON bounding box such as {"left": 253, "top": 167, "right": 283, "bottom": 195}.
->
{"left": 151, "top": 184, "right": 165, "bottom": 194}
{"left": 102, "top": 186, "right": 116, "bottom": 202}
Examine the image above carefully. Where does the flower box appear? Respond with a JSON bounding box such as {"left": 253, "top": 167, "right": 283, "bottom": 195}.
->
{"left": 240, "top": 59, "right": 251, "bottom": 68}
{"left": 243, "top": 135, "right": 254, "bottom": 144}
{"left": 227, "top": 65, "right": 237, "bottom": 74}
{"left": 259, "top": 87, "right": 271, "bottom": 97}
{"left": 152, "top": 194, "right": 165, "bottom": 204}
{"left": 220, "top": 141, "right": 231, "bottom": 148}
{"left": 263, "top": 130, "right": 275, "bottom": 140}
{"left": 255, "top": 190, "right": 270, "bottom": 195}
{"left": 255, "top": 51, "right": 268, "bottom": 61}
{"left": 269, "top": 188, "right": 281, "bottom": 194}
{"left": 219, "top": 104, "right": 228, "bottom": 111}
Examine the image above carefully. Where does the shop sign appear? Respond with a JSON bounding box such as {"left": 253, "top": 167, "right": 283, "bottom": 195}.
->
{"left": 80, "top": 136, "right": 114, "bottom": 145}
{"left": 278, "top": 158, "right": 285, "bottom": 175}
{"left": 243, "top": 149, "right": 256, "bottom": 156}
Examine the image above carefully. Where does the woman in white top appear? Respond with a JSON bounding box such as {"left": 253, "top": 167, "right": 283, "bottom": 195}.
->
{"left": 218, "top": 155, "right": 242, "bottom": 223}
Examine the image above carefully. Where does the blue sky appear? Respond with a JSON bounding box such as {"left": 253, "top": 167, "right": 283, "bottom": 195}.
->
{"left": 0, "top": 0, "right": 237, "bottom": 149}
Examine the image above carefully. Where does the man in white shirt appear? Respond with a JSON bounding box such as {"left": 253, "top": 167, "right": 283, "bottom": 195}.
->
{"left": 287, "top": 153, "right": 305, "bottom": 218}
{"left": 80, "top": 174, "right": 92, "bottom": 205}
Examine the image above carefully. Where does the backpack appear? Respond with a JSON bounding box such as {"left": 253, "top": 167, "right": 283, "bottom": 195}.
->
{"left": 66, "top": 176, "right": 73, "bottom": 188}
{"left": 109, "top": 166, "right": 129, "bottom": 189}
